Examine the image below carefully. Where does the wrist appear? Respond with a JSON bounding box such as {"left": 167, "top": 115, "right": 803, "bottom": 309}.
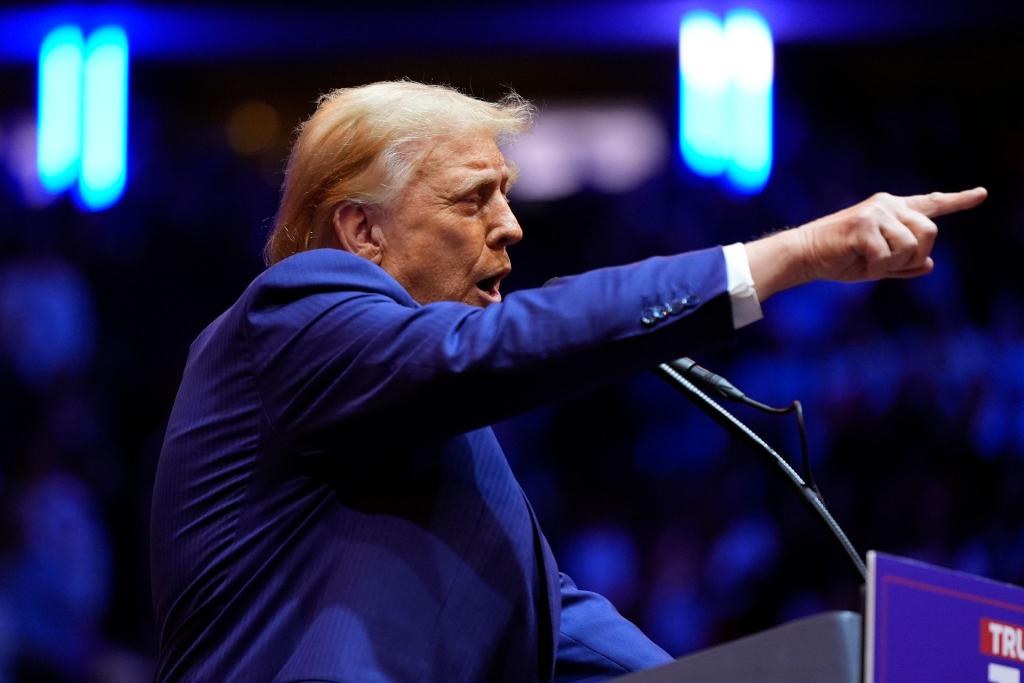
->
{"left": 743, "top": 227, "right": 812, "bottom": 301}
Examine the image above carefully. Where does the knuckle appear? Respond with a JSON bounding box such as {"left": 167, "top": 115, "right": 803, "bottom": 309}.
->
{"left": 862, "top": 236, "right": 886, "bottom": 259}
{"left": 851, "top": 210, "right": 875, "bottom": 230}
{"left": 866, "top": 247, "right": 886, "bottom": 263}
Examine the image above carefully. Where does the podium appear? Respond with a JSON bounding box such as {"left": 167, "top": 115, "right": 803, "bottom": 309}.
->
{"left": 613, "top": 552, "right": 1024, "bottom": 682}
{"left": 611, "top": 611, "right": 862, "bottom": 682}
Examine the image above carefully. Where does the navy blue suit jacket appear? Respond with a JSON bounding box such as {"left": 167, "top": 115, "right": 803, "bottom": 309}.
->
{"left": 151, "top": 247, "right": 733, "bottom": 682}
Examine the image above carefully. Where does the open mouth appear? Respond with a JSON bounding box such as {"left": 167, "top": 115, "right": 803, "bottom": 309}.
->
{"left": 475, "top": 270, "right": 508, "bottom": 302}
{"left": 476, "top": 274, "right": 500, "bottom": 294}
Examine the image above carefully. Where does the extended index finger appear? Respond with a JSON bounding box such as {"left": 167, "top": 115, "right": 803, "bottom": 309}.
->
{"left": 904, "top": 187, "right": 988, "bottom": 218}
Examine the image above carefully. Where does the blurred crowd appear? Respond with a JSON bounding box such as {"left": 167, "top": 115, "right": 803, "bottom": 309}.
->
{"left": 0, "top": 31, "right": 1022, "bottom": 683}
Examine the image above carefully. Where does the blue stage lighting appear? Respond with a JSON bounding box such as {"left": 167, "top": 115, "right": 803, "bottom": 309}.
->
{"left": 723, "top": 9, "right": 773, "bottom": 194}
{"left": 678, "top": 9, "right": 773, "bottom": 195}
{"left": 78, "top": 26, "right": 128, "bottom": 211}
{"left": 37, "top": 25, "right": 84, "bottom": 194}
{"left": 678, "top": 11, "right": 729, "bottom": 178}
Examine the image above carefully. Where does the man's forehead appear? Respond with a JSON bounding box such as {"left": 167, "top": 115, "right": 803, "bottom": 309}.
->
{"left": 418, "top": 132, "right": 509, "bottom": 175}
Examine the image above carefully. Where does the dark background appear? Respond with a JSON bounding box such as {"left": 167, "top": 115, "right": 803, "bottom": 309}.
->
{"left": 1, "top": 1, "right": 1023, "bottom": 680}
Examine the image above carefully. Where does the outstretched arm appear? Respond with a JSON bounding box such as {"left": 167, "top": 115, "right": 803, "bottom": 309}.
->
{"left": 246, "top": 247, "right": 734, "bottom": 453}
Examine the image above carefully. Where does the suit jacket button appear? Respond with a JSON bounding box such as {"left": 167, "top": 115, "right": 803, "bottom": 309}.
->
{"left": 641, "top": 306, "right": 661, "bottom": 326}
{"left": 677, "top": 295, "right": 700, "bottom": 310}
{"left": 667, "top": 297, "right": 689, "bottom": 314}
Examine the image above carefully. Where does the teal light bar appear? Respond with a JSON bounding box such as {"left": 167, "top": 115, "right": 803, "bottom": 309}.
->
{"left": 37, "top": 24, "right": 84, "bottom": 193}
{"left": 678, "top": 9, "right": 773, "bottom": 195}
{"left": 78, "top": 25, "right": 128, "bottom": 211}
{"left": 723, "top": 9, "right": 773, "bottom": 194}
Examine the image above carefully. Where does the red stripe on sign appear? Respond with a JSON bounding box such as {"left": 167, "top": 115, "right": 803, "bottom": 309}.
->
{"left": 982, "top": 617, "right": 1024, "bottom": 663}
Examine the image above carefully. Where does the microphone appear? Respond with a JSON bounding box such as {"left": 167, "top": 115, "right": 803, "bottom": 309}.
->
{"left": 541, "top": 271, "right": 866, "bottom": 579}
{"left": 655, "top": 360, "right": 867, "bottom": 581}
{"left": 669, "top": 357, "right": 745, "bottom": 402}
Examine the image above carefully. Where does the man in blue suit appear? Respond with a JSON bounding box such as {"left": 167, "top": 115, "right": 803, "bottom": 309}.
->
{"left": 151, "top": 81, "right": 986, "bottom": 682}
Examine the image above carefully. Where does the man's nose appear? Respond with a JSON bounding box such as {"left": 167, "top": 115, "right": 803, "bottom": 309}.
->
{"left": 486, "top": 203, "right": 523, "bottom": 249}
{"left": 487, "top": 221, "right": 523, "bottom": 249}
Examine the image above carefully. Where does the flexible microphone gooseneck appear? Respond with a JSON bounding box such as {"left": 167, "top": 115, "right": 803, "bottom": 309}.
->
{"left": 656, "top": 358, "right": 867, "bottom": 582}
{"left": 670, "top": 357, "right": 822, "bottom": 496}
{"left": 539, "top": 276, "right": 864, "bottom": 579}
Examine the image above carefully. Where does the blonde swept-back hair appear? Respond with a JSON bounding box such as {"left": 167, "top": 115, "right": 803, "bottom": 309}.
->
{"left": 264, "top": 80, "right": 535, "bottom": 265}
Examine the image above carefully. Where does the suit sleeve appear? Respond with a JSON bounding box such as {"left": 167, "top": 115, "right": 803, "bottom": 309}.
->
{"left": 243, "top": 248, "right": 733, "bottom": 455}
{"left": 554, "top": 572, "right": 672, "bottom": 680}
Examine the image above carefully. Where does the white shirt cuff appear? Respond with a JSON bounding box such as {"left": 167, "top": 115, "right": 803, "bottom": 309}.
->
{"left": 723, "top": 242, "right": 764, "bottom": 329}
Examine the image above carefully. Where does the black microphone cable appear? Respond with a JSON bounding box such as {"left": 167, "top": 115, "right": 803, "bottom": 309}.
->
{"left": 657, "top": 358, "right": 867, "bottom": 582}
{"left": 538, "top": 277, "right": 863, "bottom": 579}
{"left": 668, "top": 358, "right": 821, "bottom": 498}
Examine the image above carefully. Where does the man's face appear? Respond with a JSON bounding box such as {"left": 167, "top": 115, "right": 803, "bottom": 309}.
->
{"left": 376, "top": 129, "right": 522, "bottom": 307}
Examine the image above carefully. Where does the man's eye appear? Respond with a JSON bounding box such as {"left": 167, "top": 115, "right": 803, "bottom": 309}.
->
{"left": 457, "top": 184, "right": 497, "bottom": 207}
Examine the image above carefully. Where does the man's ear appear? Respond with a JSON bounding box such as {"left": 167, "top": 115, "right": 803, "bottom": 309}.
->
{"left": 332, "top": 203, "right": 384, "bottom": 264}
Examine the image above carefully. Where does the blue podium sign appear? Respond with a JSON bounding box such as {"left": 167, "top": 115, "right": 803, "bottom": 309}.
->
{"left": 865, "top": 551, "right": 1024, "bottom": 683}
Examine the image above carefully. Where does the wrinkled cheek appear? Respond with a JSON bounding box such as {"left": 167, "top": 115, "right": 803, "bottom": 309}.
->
{"left": 419, "top": 274, "right": 469, "bottom": 306}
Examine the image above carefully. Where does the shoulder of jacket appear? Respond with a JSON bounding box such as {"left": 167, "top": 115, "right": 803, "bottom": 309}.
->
{"left": 244, "top": 248, "right": 416, "bottom": 306}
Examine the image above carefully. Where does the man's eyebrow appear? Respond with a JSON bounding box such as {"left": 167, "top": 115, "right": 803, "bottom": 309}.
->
{"left": 450, "top": 168, "right": 516, "bottom": 196}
